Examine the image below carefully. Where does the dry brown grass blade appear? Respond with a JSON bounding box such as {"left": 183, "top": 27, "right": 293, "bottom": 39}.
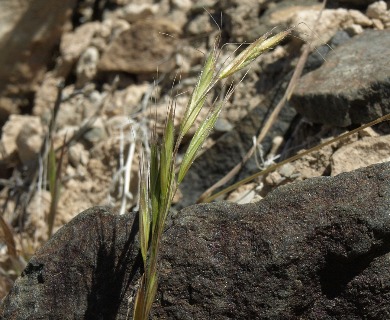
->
{"left": 197, "top": 0, "right": 327, "bottom": 203}
{"left": 0, "top": 215, "right": 17, "bottom": 258}
{"left": 201, "top": 113, "right": 390, "bottom": 203}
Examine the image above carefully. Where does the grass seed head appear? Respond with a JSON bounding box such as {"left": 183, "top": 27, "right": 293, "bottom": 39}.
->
{"left": 218, "top": 29, "right": 292, "bottom": 79}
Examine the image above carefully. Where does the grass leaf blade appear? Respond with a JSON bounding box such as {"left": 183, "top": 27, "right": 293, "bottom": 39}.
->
{"left": 159, "top": 108, "right": 175, "bottom": 204}
{"left": 179, "top": 46, "right": 218, "bottom": 140}
{"left": 139, "top": 153, "right": 150, "bottom": 265}
{"left": 178, "top": 101, "right": 223, "bottom": 184}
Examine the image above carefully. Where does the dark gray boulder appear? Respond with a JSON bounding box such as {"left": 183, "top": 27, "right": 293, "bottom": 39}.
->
{"left": 0, "top": 207, "right": 142, "bottom": 319}
{"left": 291, "top": 30, "right": 390, "bottom": 127}
{"left": 1, "top": 162, "right": 390, "bottom": 319}
{"left": 152, "top": 161, "right": 390, "bottom": 319}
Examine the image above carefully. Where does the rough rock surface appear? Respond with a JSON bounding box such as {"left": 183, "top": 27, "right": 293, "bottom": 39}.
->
{"left": 2, "top": 162, "right": 390, "bottom": 319}
{"left": 0, "top": 207, "right": 141, "bottom": 319}
{"left": 292, "top": 29, "right": 390, "bottom": 126}
{"left": 0, "top": 0, "right": 76, "bottom": 102}
{"left": 98, "top": 19, "right": 181, "bottom": 74}
{"left": 153, "top": 161, "right": 390, "bottom": 319}
{"left": 2, "top": 0, "right": 390, "bottom": 307}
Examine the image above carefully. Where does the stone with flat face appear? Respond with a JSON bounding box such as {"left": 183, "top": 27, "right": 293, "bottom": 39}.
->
{"left": 98, "top": 19, "right": 181, "bottom": 74}
{"left": 291, "top": 30, "right": 390, "bottom": 127}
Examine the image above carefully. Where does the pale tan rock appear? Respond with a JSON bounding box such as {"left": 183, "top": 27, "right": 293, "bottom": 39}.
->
{"left": 221, "top": 0, "right": 271, "bottom": 42}
{"left": 187, "top": 13, "right": 214, "bottom": 35}
{"left": 250, "top": 195, "right": 263, "bottom": 203}
{"left": 109, "top": 83, "right": 150, "bottom": 116}
{"left": 359, "top": 127, "right": 379, "bottom": 138}
{"left": 167, "top": 9, "right": 188, "bottom": 30}
{"left": 105, "top": 115, "right": 132, "bottom": 136}
{"left": 178, "top": 44, "right": 205, "bottom": 70}
{"left": 76, "top": 47, "right": 100, "bottom": 87}
{"left": 57, "top": 18, "right": 128, "bottom": 77}
{"left": 36, "top": 84, "right": 103, "bottom": 130}
{"left": 145, "top": 94, "right": 209, "bottom": 137}
{"left": 98, "top": 19, "right": 181, "bottom": 74}
{"left": 0, "top": 0, "right": 76, "bottom": 96}
{"left": 1, "top": 115, "right": 42, "bottom": 159}
{"left": 49, "top": 132, "right": 140, "bottom": 229}
{"left": 68, "top": 143, "right": 90, "bottom": 167}
{"left": 290, "top": 141, "right": 337, "bottom": 181}
{"left": 74, "top": 0, "right": 94, "bottom": 22}
{"left": 26, "top": 190, "right": 51, "bottom": 244}
{"left": 172, "top": 187, "right": 183, "bottom": 204}
{"left": 0, "top": 97, "right": 20, "bottom": 125}
{"left": 171, "top": 0, "right": 192, "bottom": 11}
{"left": 345, "top": 23, "right": 364, "bottom": 36}
{"left": 291, "top": 8, "right": 350, "bottom": 46}
{"left": 372, "top": 18, "right": 385, "bottom": 29}
{"left": 101, "top": 18, "right": 130, "bottom": 40}
{"left": 268, "top": 4, "right": 322, "bottom": 26}
{"left": 265, "top": 171, "right": 284, "bottom": 187}
{"left": 348, "top": 9, "right": 373, "bottom": 27}
{"left": 33, "top": 75, "right": 61, "bottom": 122}
{"left": 121, "top": 3, "right": 158, "bottom": 22}
{"left": 381, "top": 11, "right": 390, "bottom": 27}
{"left": 279, "top": 163, "right": 296, "bottom": 179}
{"left": 58, "top": 22, "right": 101, "bottom": 77}
{"left": 366, "top": 0, "right": 390, "bottom": 27}
{"left": 366, "top": 1, "right": 387, "bottom": 19}
{"left": 331, "top": 135, "right": 390, "bottom": 176}
{"left": 16, "top": 117, "right": 44, "bottom": 165}
{"left": 227, "top": 183, "right": 257, "bottom": 204}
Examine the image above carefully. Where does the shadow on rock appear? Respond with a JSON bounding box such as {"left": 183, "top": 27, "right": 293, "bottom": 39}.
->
{"left": 153, "top": 161, "right": 390, "bottom": 319}
{"left": 2, "top": 162, "right": 390, "bottom": 319}
{"left": 0, "top": 207, "right": 142, "bottom": 319}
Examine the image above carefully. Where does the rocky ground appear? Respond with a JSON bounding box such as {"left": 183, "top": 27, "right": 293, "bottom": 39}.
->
{"left": 0, "top": 0, "right": 390, "bottom": 316}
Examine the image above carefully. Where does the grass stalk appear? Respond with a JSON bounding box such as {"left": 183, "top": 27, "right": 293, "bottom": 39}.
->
{"left": 197, "top": 0, "right": 329, "bottom": 204}
{"left": 133, "top": 28, "right": 293, "bottom": 319}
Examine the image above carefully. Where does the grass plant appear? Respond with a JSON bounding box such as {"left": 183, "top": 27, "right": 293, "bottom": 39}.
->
{"left": 133, "top": 28, "right": 295, "bottom": 319}
{"left": 198, "top": 0, "right": 331, "bottom": 202}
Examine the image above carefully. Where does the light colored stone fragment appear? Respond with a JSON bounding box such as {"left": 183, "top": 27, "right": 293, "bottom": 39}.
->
{"left": 0, "top": 0, "right": 76, "bottom": 96}
{"left": 76, "top": 47, "right": 100, "bottom": 87}
{"left": 331, "top": 135, "right": 390, "bottom": 176}
{"left": 2, "top": 115, "right": 43, "bottom": 161}
{"left": 15, "top": 116, "right": 44, "bottom": 165}
{"left": 345, "top": 23, "right": 364, "bottom": 36}
{"left": 291, "top": 8, "right": 350, "bottom": 46}
{"left": 121, "top": 3, "right": 158, "bottom": 22}
{"left": 68, "top": 143, "right": 90, "bottom": 167}
{"left": 366, "top": 1, "right": 387, "bottom": 19}
{"left": 349, "top": 9, "right": 373, "bottom": 27}
{"left": 98, "top": 19, "right": 181, "bottom": 74}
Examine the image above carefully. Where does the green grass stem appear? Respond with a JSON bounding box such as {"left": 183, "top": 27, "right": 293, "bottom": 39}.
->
{"left": 133, "top": 28, "right": 294, "bottom": 319}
